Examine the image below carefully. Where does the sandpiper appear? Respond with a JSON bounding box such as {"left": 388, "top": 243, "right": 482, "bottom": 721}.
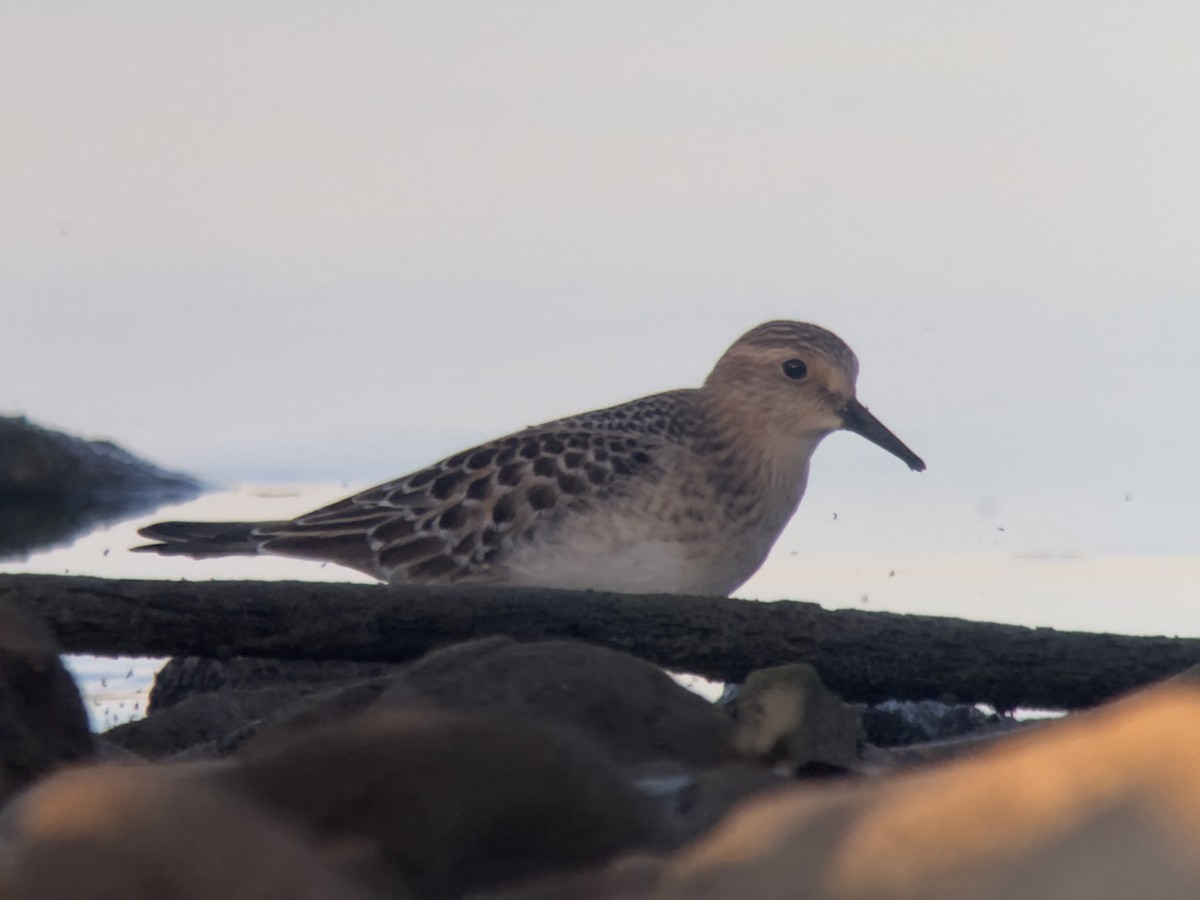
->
{"left": 135, "top": 321, "right": 924, "bottom": 595}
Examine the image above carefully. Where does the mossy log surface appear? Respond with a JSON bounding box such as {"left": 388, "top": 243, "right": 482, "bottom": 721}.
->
{"left": 1, "top": 573, "right": 1193, "bottom": 711}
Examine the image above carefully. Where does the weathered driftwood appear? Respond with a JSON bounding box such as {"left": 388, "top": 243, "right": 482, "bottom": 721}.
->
{"left": 1, "top": 573, "right": 1193, "bottom": 711}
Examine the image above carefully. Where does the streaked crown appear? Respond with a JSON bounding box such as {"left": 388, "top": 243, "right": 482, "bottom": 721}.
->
{"left": 724, "top": 320, "right": 859, "bottom": 380}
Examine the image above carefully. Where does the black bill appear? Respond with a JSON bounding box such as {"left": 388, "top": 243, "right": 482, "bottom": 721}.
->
{"left": 838, "top": 398, "right": 926, "bottom": 472}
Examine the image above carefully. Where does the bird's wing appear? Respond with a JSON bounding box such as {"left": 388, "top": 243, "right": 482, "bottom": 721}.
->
{"left": 254, "top": 400, "right": 689, "bottom": 581}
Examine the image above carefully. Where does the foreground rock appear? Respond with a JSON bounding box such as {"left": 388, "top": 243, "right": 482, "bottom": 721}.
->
{"left": 555, "top": 678, "right": 1200, "bottom": 900}
{"left": 0, "top": 764, "right": 380, "bottom": 900}
{"left": 2, "top": 707, "right": 663, "bottom": 899}
{"left": 106, "top": 686, "right": 331, "bottom": 760}
{"left": 19, "top": 622, "right": 1200, "bottom": 899}
{"left": 0, "top": 602, "right": 93, "bottom": 805}
{"left": 0, "top": 415, "right": 203, "bottom": 559}
{"left": 108, "top": 638, "right": 760, "bottom": 853}
{"left": 117, "top": 638, "right": 738, "bottom": 770}
{"left": 376, "top": 638, "right": 737, "bottom": 768}
{"left": 213, "top": 707, "right": 664, "bottom": 896}
{"left": 148, "top": 656, "right": 399, "bottom": 711}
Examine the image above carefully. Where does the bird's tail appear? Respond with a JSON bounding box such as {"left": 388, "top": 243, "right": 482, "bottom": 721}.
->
{"left": 132, "top": 521, "right": 285, "bottom": 558}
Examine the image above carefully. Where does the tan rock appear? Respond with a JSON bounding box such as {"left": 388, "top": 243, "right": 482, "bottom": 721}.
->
{"left": 732, "top": 663, "right": 862, "bottom": 772}
{"left": 0, "top": 764, "right": 380, "bottom": 900}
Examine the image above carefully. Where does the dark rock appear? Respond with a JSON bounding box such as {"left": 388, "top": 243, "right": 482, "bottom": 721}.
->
{"left": 378, "top": 637, "right": 736, "bottom": 767}
{"left": 0, "top": 415, "right": 203, "bottom": 560}
{"left": 132, "top": 638, "right": 735, "bottom": 767}
{"left": 222, "top": 677, "right": 395, "bottom": 755}
{"left": 106, "top": 686, "right": 329, "bottom": 760}
{"left": 863, "top": 698, "right": 999, "bottom": 747}
{"left": 0, "top": 415, "right": 201, "bottom": 496}
{"left": 93, "top": 738, "right": 146, "bottom": 763}
{"left": 0, "top": 602, "right": 94, "bottom": 804}
{"left": 209, "top": 706, "right": 663, "bottom": 898}
{"left": 149, "top": 656, "right": 400, "bottom": 712}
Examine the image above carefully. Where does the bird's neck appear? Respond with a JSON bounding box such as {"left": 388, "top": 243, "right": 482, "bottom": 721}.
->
{"left": 696, "top": 394, "right": 827, "bottom": 518}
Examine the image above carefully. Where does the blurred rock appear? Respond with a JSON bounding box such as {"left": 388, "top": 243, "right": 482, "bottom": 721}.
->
{"left": 209, "top": 706, "right": 663, "bottom": 898}
{"left": 863, "top": 717, "right": 1040, "bottom": 770}
{"left": 731, "top": 663, "right": 862, "bottom": 773}
{"left": 632, "top": 762, "right": 791, "bottom": 847}
{"left": 377, "top": 637, "right": 737, "bottom": 767}
{"left": 0, "top": 764, "right": 382, "bottom": 900}
{"left": 218, "top": 677, "right": 396, "bottom": 755}
{"left": 149, "top": 655, "right": 399, "bottom": 711}
{"left": 635, "top": 679, "right": 1200, "bottom": 899}
{"left": 483, "top": 853, "right": 665, "bottom": 900}
{"left": 0, "top": 415, "right": 202, "bottom": 561}
{"left": 133, "top": 656, "right": 402, "bottom": 758}
{"left": 0, "top": 602, "right": 94, "bottom": 804}
{"left": 107, "top": 686, "right": 328, "bottom": 760}
{"left": 1167, "top": 663, "right": 1200, "bottom": 684}
{"left": 93, "top": 738, "right": 145, "bottom": 763}
{"left": 133, "top": 638, "right": 736, "bottom": 769}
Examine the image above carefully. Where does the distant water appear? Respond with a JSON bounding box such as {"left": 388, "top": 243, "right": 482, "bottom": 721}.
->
{"left": 3, "top": 482, "right": 1197, "bottom": 729}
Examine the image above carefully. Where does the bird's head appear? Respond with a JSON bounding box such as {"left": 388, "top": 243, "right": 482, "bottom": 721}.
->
{"left": 702, "top": 320, "right": 925, "bottom": 472}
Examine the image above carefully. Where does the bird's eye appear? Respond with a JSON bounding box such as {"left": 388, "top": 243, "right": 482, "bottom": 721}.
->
{"left": 782, "top": 359, "right": 808, "bottom": 380}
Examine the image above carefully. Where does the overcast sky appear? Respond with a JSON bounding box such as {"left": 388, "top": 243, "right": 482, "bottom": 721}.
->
{"left": 3, "top": 3, "right": 1199, "bottom": 629}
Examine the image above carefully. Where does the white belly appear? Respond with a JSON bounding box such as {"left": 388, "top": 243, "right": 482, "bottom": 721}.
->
{"left": 500, "top": 536, "right": 743, "bottom": 595}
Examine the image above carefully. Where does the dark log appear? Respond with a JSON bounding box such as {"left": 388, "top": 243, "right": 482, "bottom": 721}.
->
{"left": 0, "top": 573, "right": 1194, "bottom": 711}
